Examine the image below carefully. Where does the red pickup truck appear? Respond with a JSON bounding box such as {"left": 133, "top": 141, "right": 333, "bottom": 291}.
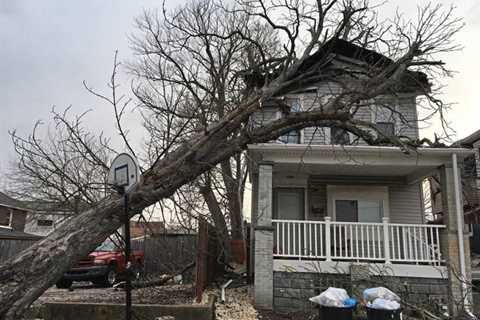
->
{"left": 56, "top": 241, "right": 144, "bottom": 288}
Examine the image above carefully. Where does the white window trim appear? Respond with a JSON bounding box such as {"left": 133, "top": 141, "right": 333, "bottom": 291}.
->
{"left": 8, "top": 209, "right": 13, "bottom": 228}
{"left": 326, "top": 185, "right": 390, "bottom": 221}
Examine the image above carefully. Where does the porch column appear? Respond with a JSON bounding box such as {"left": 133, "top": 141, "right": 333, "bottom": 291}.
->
{"left": 254, "top": 162, "right": 274, "bottom": 310}
{"left": 440, "top": 163, "right": 472, "bottom": 315}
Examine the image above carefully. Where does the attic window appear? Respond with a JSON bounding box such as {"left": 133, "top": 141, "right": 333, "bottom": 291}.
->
{"left": 37, "top": 219, "right": 53, "bottom": 227}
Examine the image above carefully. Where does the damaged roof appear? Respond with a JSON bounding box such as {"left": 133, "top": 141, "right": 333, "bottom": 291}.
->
{"left": 245, "top": 38, "right": 430, "bottom": 94}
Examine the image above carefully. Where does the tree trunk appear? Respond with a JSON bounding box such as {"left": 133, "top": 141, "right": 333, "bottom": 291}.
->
{"left": 220, "top": 159, "right": 244, "bottom": 240}
{"left": 199, "top": 183, "right": 231, "bottom": 263}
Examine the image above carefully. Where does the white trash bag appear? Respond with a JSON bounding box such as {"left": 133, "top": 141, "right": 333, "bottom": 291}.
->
{"left": 309, "top": 287, "right": 349, "bottom": 307}
{"left": 363, "top": 287, "right": 400, "bottom": 303}
{"left": 368, "top": 298, "right": 401, "bottom": 310}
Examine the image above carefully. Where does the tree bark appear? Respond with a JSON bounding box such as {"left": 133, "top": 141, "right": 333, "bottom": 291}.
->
{"left": 199, "top": 183, "right": 231, "bottom": 262}
{"left": 220, "top": 159, "right": 244, "bottom": 240}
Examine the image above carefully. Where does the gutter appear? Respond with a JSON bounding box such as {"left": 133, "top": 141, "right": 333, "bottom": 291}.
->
{"left": 247, "top": 143, "right": 474, "bottom": 156}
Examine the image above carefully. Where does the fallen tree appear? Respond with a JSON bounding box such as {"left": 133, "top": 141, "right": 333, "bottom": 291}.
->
{"left": 0, "top": 0, "right": 462, "bottom": 318}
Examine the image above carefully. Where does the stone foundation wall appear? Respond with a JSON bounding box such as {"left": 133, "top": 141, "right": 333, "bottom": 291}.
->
{"left": 273, "top": 271, "right": 448, "bottom": 313}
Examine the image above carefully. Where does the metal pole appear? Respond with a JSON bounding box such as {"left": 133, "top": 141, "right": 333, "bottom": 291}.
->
{"left": 124, "top": 191, "right": 132, "bottom": 320}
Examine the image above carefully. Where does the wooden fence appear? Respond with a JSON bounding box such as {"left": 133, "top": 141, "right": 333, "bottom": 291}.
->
{"left": 0, "top": 239, "right": 39, "bottom": 261}
{"left": 143, "top": 234, "right": 197, "bottom": 276}
{"left": 195, "top": 219, "right": 222, "bottom": 302}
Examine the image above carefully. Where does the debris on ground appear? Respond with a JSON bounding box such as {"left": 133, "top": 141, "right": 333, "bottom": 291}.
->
{"left": 34, "top": 282, "right": 194, "bottom": 306}
{"left": 207, "top": 285, "right": 311, "bottom": 320}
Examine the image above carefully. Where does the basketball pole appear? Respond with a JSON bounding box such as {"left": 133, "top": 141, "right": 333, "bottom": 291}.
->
{"left": 124, "top": 189, "right": 132, "bottom": 320}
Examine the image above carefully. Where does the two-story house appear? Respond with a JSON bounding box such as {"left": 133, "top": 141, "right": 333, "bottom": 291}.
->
{"left": 248, "top": 39, "right": 472, "bottom": 315}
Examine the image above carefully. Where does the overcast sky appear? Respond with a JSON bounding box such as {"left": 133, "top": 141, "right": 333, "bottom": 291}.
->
{"left": 0, "top": 0, "right": 479, "bottom": 184}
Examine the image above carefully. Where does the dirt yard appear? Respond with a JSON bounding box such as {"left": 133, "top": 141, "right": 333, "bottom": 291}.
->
{"left": 34, "top": 282, "right": 195, "bottom": 306}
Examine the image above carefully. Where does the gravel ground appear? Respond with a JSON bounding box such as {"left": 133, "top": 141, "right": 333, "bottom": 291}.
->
{"left": 34, "top": 282, "right": 195, "bottom": 306}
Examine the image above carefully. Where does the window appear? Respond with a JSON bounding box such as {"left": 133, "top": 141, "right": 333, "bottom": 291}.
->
{"left": 273, "top": 188, "right": 305, "bottom": 220}
{"left": 290, "top": 98, "right": 301, "bottom": 113}
{"left": 278, "top": 130, "right": 301, "bottom": 144}
{"left": 278, "top": 98, "right": 302, "bottom": 144}
{"left": 37, "top": 219, "right": 53, "bottom": 227}
{"left": 376, "top": 122, "right": 395, "bottom": 138}
{"left": 1, "top": 209, "right": 13, "bottom": 227}
{"left": 335, "top": 200, "right": 383, "bottom": 222}
{"left": 331, "top": 127, "right": 350, "bottom": 145}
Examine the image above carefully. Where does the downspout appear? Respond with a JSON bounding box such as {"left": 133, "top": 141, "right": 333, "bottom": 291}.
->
{"left": 451, "top": 153, "right": 469, "bottom": 309}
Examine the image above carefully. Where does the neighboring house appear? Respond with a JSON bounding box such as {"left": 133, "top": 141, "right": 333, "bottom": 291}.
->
{"left": 0, "top": 192, "right": 29, "bottom": 231}
{"left": 430, "top": 130, "right": 480, "bottom": 255}
{"left": 22, "top": 201, "right": 73, "bottom": 237}
{"left": 248, "top": 39, "right": 472, "bottom": 314}
{"left": 0, "top": 192, "right": 74, "bottom": 237}
{"left": 453, "top": 130, "right": 480, "bottom": 259}
{"left": 454, "top": 129, "right": 480, "bottom": 212}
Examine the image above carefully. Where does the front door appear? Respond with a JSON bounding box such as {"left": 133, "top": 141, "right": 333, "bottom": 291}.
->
{"left": 273, "top": 188, "right": 305, "bottom": 220}
{"left": 273, "top": 188, "right": 305, "bottom": 256}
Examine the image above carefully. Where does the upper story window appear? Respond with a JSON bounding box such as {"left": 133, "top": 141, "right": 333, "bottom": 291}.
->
{"left": 278, "top": 130, "right": 301, "bottom": 144}
{"left": 289, "top": 98, "right": 301, "bottom": 113}
{"left": 376, "top": 122, "right": 395, "bottom": 138}
{"left": 331, "top": 127, "right": 350, "bottom": 145}
{"left": 278, "top": 98, "right": 302, "bottom": 144}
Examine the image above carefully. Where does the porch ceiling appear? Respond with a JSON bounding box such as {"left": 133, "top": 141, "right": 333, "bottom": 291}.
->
{"left": 248, "top": 144, "right": 474, "bottom": 183}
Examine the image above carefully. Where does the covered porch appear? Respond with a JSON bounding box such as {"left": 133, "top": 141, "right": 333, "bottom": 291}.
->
{"left": 249, "top": 144, "right": 474, "bottom": 311}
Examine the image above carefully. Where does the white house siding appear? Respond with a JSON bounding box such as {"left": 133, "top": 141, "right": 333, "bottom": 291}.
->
{"left": 396, "top": 96, "right": 419, "bottom": 139}
{"left": 251, "top": 107, "right": 279, "bottom": 126}
{"left": 252, "top": 91, "right": 419, "bottom": 145}
{"left": 24, "top": 212, "right": 71, "bottom": 236}
{"left": 388, "top": 183, "right": 424, "bottom": 224}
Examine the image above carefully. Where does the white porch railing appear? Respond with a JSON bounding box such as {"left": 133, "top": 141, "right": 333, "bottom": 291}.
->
{"left": 272, "top": 218, "right": 445, "bottom": 266}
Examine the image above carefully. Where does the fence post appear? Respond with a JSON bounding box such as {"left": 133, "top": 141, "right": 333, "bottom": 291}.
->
{"left": 325, "top": 216, "right": 331, "bottom": 262}
{"left": 382, "top": 217, "right": 391, "bottom": 264}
